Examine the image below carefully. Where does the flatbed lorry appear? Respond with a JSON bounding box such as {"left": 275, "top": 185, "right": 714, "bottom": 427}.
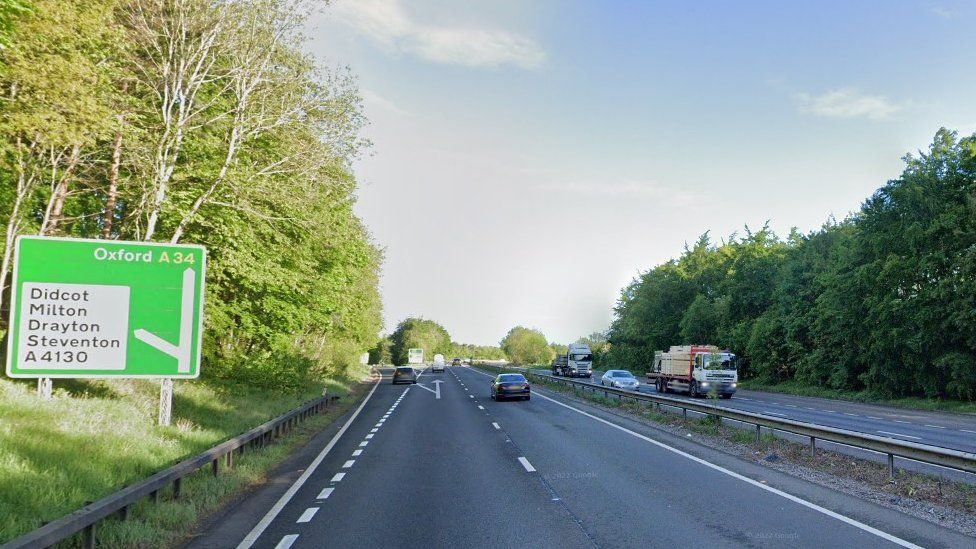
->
{"left": 551, "top": 343, "right": 593, "bottom": 378}
{"left": 646, "top": 345, "right": 737, "bottom": 398}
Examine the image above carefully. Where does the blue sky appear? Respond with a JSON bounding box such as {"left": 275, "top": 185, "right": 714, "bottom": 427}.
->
{"left": 303, "top": 0, "right": 976, "bottom": 346}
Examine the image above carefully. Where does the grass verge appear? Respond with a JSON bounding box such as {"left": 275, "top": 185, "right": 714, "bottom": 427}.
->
{"left": 739, "top": 379, "right": 976, "bottom": 414}
{"left": 0, "top": 371, "right": 371, "bottom": 546}
{"left": 471, "top": 365, "right": 976, "bottom": 521}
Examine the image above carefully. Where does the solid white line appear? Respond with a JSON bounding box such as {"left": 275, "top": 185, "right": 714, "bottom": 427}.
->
{"left": 877, "top": 431, "right": 922, "bottom": 440}
{"left": 342, "top": 460, "right": 355, "bottom": 468}
{"left": 352, "top": 449, "right": 362, "bottom": 456}
{"left": 492, "top": 422, "right": 500, "bottom": 429}
{"left": 478, "top": 405, "right": 484, "bottom": 410}
{"left": 316, "top": 487, "right": 334, "bottom": 499}
{"left": 296, "top": 507, "right": 319, "bottom": 523}
{"left": 331, "top": 472, "right": 345, "bottom": 482}
{"left": 236, "top": 379, "right": 380, "bottom": 549}
{"left": 526, "top": 389, "right": 922, "bottom": 548}
{"left": 274, "top": 534, "right": 299, "bottom": 549}
{"left": 518, "top": 456, "right": 536, "bottom": 472}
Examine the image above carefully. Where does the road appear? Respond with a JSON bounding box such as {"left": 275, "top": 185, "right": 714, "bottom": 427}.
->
{"left": 534, "top": 368, "right": 976, "bottom": 454}
{"left": 186, "top": 366, "right": 974, "bottom": 549}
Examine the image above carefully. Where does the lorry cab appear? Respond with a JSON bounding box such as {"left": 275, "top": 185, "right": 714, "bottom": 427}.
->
{"left": 566, "top": 343, "right": 593, "bottom": 378}
{"left": 693, "top": 351, "right": 738, "bottom": 397}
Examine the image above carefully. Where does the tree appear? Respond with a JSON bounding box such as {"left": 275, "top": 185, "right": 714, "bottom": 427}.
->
{"left": 369, "top": 337, "right": 392, "bottom": 365}
{"left": 389, "top": 318, "right": 451, "bottom": 365}
{"left": 501, "top": 326, "right": 553, "bottom": 365}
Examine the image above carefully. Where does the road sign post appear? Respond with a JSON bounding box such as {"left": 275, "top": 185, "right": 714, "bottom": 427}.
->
{"left": 5, "top": 236, "right": 206, "bottom": 423}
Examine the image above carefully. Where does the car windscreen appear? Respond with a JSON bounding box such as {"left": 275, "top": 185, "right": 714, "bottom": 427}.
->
{"left": 571, "top": 353, "right": 593, "bottom": 362}
{"left": 612, "top": 371, "right": 634, "bottom": 378}
{"left": 498, "top": 374, "right": 526, "bottom": 383}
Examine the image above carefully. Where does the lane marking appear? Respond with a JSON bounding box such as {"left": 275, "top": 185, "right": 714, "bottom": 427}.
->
{"left": 877, "top": 431, "right": 922, "bottom": 440}
{"left": 370, "top": 428, "right": 378, "bottom": 433}
{"left": 296, "top": 507, "right": 319, "bottom": 523}
{"left": 478, "top": 405, "right": 485, "bottom": 410}
{"left": 316, "top": 487, "right": 334, "bottom": 499}
{"left": 274, "top": 535, "right": 299, "bottom": 549}
{"left": 924, "top": 425, "right": 946, "bottom": 429}
{"left": 331, "top": 472, "right": 345, "bottom": 482}
{"left": 352, "top": 449, "right": 362, "bottom": 457}
{"left": 763, "top": 411, "right": 788, "bottom": 417}
{"left": 893, "top": 420, "right": 909, "bottom": 424}
{"left": 518, "top": 456, "right": 536, "bottom": 472}
{"left": 961, "top": 429, "right": 976, "bottom": 434}
{"left": 469, "top": 395, "right": 474, "bottom": 399}
{"left": 236, "top": 378, "right": 380, "bottom": 549}
{"left": 843, "top": 413, "right": 858, "bottom": 417}
{"left": 342, "top": 460, "right": 355, "bottom": 468}
{"left": 867, "top": 416, "right": 883, "bottom": 420}
{"left": 374, "top": 423, "right": 383, "bottom": 428}
{"left": 492, "top": 422, "right": 500, "bottom": 429}
{"left": 460, "top": 367, "right": 922, "bottom": 549}
{"left": 804, "top": 407, "right": 817, "bottom": 411}
{"left": 359, "top": 441, "right": 369, "bottom": 447}
{"left": 365, "top": 434, "right": 374, "bottom": 439}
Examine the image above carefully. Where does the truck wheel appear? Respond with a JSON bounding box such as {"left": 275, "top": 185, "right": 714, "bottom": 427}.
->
{"left": 690, "top": 381, "right": 698, "bottom": 397}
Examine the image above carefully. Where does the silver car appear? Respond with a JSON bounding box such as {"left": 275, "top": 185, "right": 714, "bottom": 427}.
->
{"left": 601, "top": 370, "right": 640, "bottom": 390}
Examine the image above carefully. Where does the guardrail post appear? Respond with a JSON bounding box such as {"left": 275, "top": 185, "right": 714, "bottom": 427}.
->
{"left": 212, "top": 458, "right": 220, "bottom": 476}
{"left": 888, "top": 454, "right": 895, "bottom": 480}
{"left": 682, "top": 408, "right": 687, "bottom": 419}
{"left": 83, "top": 522, "right": 95, "bottom": 549}
{"left": 755, "top": 424, "right": 761, "bottom": 444}
{"left": 809, "top": 436, "right": 816, "bottom": 457}
{"left": 174, "top": 477, "right": 182, "bottom": 499}
{"left": 151, "top": 489, "right": 159, "bottom": 504}
{"left": 117, "top": 505, "right": 130, "bottom": 521}
{"left": 226, "top": 450, "right": 234, "bottom": 469}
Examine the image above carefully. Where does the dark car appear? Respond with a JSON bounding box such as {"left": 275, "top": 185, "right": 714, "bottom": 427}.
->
{"left": 452, "top": 357, "right": 462, "bottom": 366}
{"left": 392, "top": 366, "right": 418, "bottom": 384}
{"left": 491, "top": 373, "right": 530, "bottom": 401}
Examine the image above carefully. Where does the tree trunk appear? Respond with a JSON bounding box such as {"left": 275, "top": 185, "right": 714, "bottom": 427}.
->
{"left": 42, "top": 143, "right": 81, "bottom": 235}
{"left": 102, "top": 121, "right": 124, "bottom": 238}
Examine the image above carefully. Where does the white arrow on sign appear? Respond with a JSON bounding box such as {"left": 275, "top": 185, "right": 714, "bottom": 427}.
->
{"left": 415, "top": 379, "right": 444, "bottom": 399}
{"left": 134, "top": 268, "right": 196, "bottom": 374}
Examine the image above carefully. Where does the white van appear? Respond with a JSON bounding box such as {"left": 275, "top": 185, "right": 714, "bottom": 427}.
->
{"left": 432, "top": 354, "right": 446, "bottom": 372}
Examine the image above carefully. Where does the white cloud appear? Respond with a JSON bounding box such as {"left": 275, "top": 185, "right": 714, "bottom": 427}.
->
{"left": 796, "top": 88, "right": 903, "bottom": 120}
{"left": 331, "top": 0, "right": 545, "bottom": 69}
{"left": 931, "top": 6, "right": 957, "bottom": 19}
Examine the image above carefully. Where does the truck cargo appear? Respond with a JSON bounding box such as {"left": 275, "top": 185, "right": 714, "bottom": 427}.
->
{"left": 646, "top": 345, "right": 737, "bottom": 398}
{"left": 551, "top": 343, "right": 593, "bottom": 378}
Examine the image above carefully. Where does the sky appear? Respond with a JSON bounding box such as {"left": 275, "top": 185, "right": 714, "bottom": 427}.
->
{"left": 302, "top": 0, "right": 976, "bottom": 346}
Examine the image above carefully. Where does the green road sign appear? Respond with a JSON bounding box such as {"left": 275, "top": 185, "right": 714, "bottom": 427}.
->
{"left": 408, "top": 348, "right": 424, "bottom": 364}
{"left": 5, "top": 236, "right": 206, "bottom": 379}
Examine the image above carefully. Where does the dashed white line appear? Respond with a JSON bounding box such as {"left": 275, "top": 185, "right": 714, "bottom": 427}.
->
{"left": 461, "top": 366, "right": 920, "bottom": 549}
{"left": 867, "top": 416, "right": 883, "bottom": 420}
{"left": 370, "top": 428, "right": 378, "bottom": 433}
{"left": 843, "top": 413, "right": 858, "bottom": 417}
{"left": 297, "top": 507, "right": 319, "bottom": 523}
{"left": 352, "top": 449, "right": 362, "bottom": 457}
{"left": 374, "top": 423, "right": 383, "bottom": 428}
{"left": 478, "top": 405, "right": 484, "bottom": 410}
{"left": 962, "top": 429, "right": 976, "bottom": 434}
{"left": 331, "top": 472, "right": 346, "bottom": 482}
{"left": 359, "top": 441, "right": 369, "bottom": 447}
{"left": 877, "top": 430, "right": 922, "bottom": 440}
{"left": 469, "top": 395, "right": 474, "bottom": 399}
{"left": 316, "top": 487, "right": 334, "bottom": 499}
{"left": 518, "top": 456, "right": 536, "bottom": 472}
{"left": 365, "top": 434, "right": 374, "bottom": 439}
{"left": 274, "top": 534, "right": 299, "bottom": 549}
{"left": 492, "top": 422, "right": 500, "bottom": 429}
{"left": 924, "top": 425, "right": 946, "bottom": 429}
{"left": 342, "top": 460, "right": 355, "bottom": 468}
{"left": 893, "top": 420, "right": 909, "bottom": 424}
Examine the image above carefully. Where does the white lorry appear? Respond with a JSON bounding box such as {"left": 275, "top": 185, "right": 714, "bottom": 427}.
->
{"left": 646, "top": 345, "right": 738, "bottom": 398}
{"left": 551, "top": 343, "right": 593, "bottom": 378}
{"left": 432, "top": 354, "right": 446, "bottom": 372}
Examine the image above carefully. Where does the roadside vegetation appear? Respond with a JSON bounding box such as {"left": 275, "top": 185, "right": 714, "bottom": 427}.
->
{"left": 608, "top": 129, "right": 976, "bottom": 402}
{"left": 0, "top": 372, "right": 370, "bottom": 544}
{"left": 370, "top": 317, "right": 507, "bottom": 365}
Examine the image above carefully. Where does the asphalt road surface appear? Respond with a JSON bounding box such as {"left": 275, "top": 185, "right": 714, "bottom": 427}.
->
{"left": 535, "top": 368, "right": 976, "bottom": 454}
{"left": 186, "top": 366, "right": 975, "bottom": 549}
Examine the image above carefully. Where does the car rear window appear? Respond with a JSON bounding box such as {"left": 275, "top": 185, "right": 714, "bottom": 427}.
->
{"left": 499, "top": 374, "right": 526, "bottom": 382}
{"left": 396, "top": 367, "right": 413, "bottom": 373}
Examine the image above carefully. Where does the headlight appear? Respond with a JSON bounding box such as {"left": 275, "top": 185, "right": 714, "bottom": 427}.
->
{"left": 731, "top": 382, "right": 737, "bottom": 388}
{"left": 701, "top": 382, "right": 709, "bottom": 387}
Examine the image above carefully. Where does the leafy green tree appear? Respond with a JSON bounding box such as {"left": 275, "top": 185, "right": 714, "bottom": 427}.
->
{"left": 389, "top": 318, "right": 451, "bottom": 365}
{"left": 501, "top": 326, "right": 553, "bottom": 365}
